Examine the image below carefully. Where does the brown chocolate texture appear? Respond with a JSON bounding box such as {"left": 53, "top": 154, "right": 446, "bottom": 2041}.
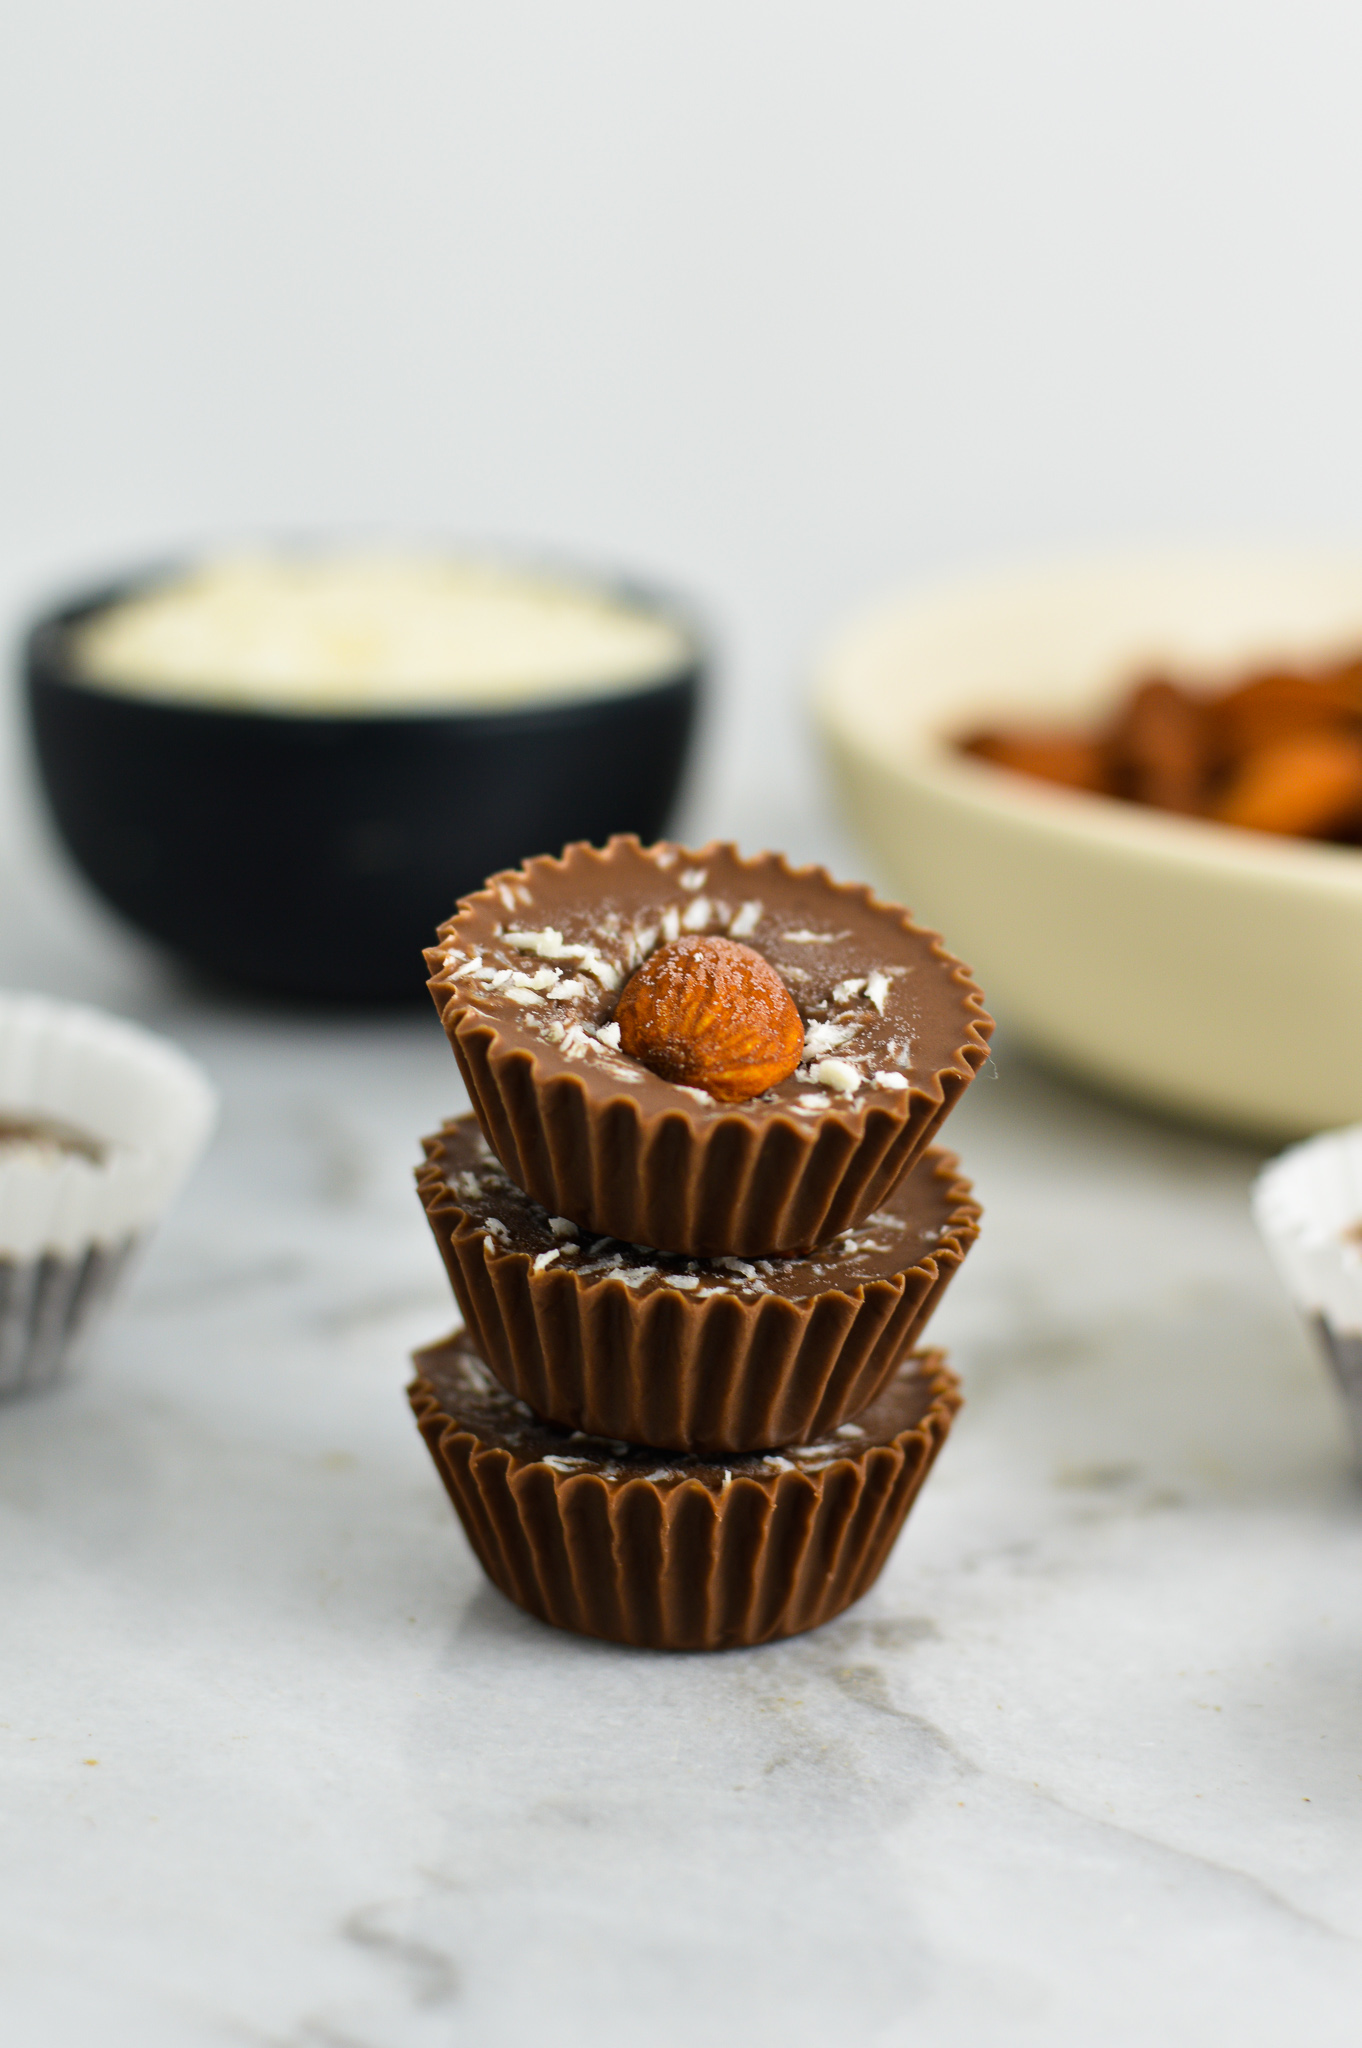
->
{"left": 409, "top": 1331, "right": 962, "bottom": 1650}
{"left": 427, "top": 838, "right": 992, "bottom": 1256}
{"left": 417, "top": 1113, "right": 979, "bottom": 1451}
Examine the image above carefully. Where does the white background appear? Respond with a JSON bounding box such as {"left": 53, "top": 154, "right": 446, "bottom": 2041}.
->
{"left": 5, "top": 0, "right": 1362, "bottom": 855}
{"left": 7, "top": 13, "right": 1362, "bottom": 2045}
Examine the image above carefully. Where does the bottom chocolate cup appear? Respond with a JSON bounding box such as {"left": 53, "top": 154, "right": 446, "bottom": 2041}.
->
{"left": 409, "top": 1331, "right": 961, "bottom": 1651}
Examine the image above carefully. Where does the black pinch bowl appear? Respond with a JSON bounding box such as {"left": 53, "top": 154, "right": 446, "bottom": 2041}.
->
{"left": 24, "top": 567, "right": 705, "bottom": 1002}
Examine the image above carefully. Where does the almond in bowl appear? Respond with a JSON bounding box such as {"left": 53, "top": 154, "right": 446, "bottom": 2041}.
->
{"left": 815, "top": 548, "right": 1362, "bottom": 1140}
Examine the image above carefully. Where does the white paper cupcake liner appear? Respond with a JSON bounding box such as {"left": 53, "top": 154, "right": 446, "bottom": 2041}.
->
{"left": 0, "top": 993, "right": 217, "bottom": 1396}
{"left": 1252, "top": 1124, "right": 1362, "bottom": 1459}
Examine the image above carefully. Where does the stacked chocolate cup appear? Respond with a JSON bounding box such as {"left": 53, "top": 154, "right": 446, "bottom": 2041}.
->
{"left": 409, "top": 838, "right": 993, "bottom": 1651}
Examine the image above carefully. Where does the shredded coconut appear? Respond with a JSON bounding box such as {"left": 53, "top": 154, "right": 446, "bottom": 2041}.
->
{"left": 504, "top": 926, "right": 587, "bottom": 962}
{"left": 804, "top": 1020, "right": 857, "bottom": 1059}
{"left": 549, "top": 1215, "right": 578, "bottom": 1239}
{"left": 872, "top": 1070, "right": 909, "bottom": 1091}
{"left": 679, "top": 867, "right": 707, "bottom": 890}
{"left": 832, "top": 978, "right": 866, "bottom": 1002}
{"left": 728, "top": 901, "right": 762, "bottom": 938}
{"left": 865, "top": 970, "right": 891, "bottom": 1014}
{"left": 680, "top": 895, "right": 712, "bottom": 931}
{"left": 810, "top": 1058, "right": 862, "bottom": 1095}
{"left": 783, "top": 929, "right": 849, "bottom": 944}
{"left": 532, "top": 1248, "right": 560, "bottom": 1272}
{"left": 595, "top": 1021, "right": 622, "bottom": 1049}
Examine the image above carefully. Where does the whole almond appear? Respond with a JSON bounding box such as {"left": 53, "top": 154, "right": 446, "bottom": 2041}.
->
{"left": 614, "top": 935, "right": 804, "bottom": 1103}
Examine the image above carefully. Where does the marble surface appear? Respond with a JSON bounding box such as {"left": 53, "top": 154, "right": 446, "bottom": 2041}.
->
{"left": 4, "top": 849, "right": 1362, "bottom": 2048}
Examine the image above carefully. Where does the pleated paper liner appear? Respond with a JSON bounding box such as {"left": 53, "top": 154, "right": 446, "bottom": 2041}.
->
{"left": 426, "top": 838, "right": 992, "bottom": 1258}
{"left": 409, "top": 1330, "right": 961, "bottom": 1651}
{"left": 0, "top": 993, "right": 217, "bottom": 1397}
{"left": 1254, "top": 1124, "right": 1362, "bottom": 1463}
{"left": 0, "top": 1243, "right": 137, "bottom": 1396}
{"left": 417, "top": 1112, "right": 979, "bottom": 1453}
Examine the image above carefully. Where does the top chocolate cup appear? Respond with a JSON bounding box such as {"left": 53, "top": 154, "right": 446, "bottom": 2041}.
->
{"left": 426, "top": 837, "right": 993, "bottom": 1257}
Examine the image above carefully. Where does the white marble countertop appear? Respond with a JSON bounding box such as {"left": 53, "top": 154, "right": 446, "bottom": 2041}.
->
{"left": 4, "top": 827, "right": 1362, "bottom": 2048}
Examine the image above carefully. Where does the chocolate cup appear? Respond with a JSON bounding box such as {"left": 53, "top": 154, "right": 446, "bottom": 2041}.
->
{"left": 416, "top": 1114, "right": 980, "bottom": 1452}
{"left": 426, "top": 838, "right": 993, "bottom": 1256}
{"left": 409, "top": 1332, "right": 961, "bottom": 1651}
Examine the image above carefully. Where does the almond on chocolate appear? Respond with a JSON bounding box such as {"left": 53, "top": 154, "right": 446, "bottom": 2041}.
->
{"left": 615, "top": 934, "right": 804, "bottom": 1103}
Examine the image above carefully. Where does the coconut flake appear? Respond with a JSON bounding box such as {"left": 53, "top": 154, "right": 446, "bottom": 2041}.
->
{"left": 505, "top": 927, "right": 588, "bottom": 962}
{"left": 865, "top": 970, "right": 891, "bottom": 1014}
{"left": 596, "top": 1021, "right": 622, "bottom": 1050}
{"left": 680, "top": 895, "right": 712, "bottom": 931}
{"left": 728, "top": 901, "right": 762, "bottom": 938}
{"left": 549, "top": 1215, "right": 578, "bottom": 1239}
{"left": 804, "top": 1020, "right": 857, "bottom": 1059}
{"left": 872, "top": 1070, "right": 909, "bottom": 1091}
{"left": 580, "top": 948, "right": 622, "bottom": 992}
{"left": 810, "top": 1058, "right": 862, "bottom": 1095}
{"left": 832, "top": 978, "right": 866, "bottom": 1002}
{"left": 661, "top": 906, "right": 681, "bottom": 943}
{"left": 532, "top": 1248, "right": 560, "bottom": 1272}
{"left": 679, "top": 867, "right": 707, "bottom": 890}
{"left": 783, "top": 929, "right": 849, "bottom": 944}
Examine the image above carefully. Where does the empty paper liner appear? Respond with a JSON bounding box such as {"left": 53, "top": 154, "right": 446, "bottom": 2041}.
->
{"left": 417, "top": 1113, "right": 979, "bottom": 1452}
{"left": 426, "top": 837, "right": 992, "bottom": 1257}
{"left": 409, "top": 1330, "right": 961, "bottom": 1651}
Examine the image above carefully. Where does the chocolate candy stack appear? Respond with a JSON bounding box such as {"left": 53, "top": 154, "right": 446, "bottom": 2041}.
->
{"left": 408, "top": 839, "right": 992, "bottom": 1651}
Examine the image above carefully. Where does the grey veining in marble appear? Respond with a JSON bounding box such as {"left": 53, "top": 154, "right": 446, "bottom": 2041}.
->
{"left": 4, "top": 815, "right": 1362, "bottom": 2048}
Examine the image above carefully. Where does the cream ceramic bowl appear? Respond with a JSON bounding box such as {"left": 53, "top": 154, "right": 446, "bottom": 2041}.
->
{"left": 814, "top": 548, "right": 1362, "bottom": 1141}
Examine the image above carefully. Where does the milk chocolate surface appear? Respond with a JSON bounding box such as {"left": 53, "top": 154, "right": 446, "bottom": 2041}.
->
{"left": 418, "top": 1332, "right": 944, "bottom": 1488}
{"left": 433, "top": 839, "right": 983, "bottom": 1122}
{"left": 427, "top": 839, "right": 991, "bottom": 1257}
{"left": 429, "top": 1115, "right": 964, "bottom": 1301}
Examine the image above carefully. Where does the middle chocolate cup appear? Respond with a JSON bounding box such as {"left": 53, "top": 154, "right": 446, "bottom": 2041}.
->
{"left": 418, "top": 1113, "right": 979, "bottom": 1455}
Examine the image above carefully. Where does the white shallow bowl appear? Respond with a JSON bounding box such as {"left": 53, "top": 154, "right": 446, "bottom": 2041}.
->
{"left": 0, "top": 993, "right": 217, "bottom": 1395}
{"left": 1253, "top": 1126, "right": 1362, "bottom": 1459}
{"left": 814, "top": 547, "right": 1362, "bottom": 1140}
